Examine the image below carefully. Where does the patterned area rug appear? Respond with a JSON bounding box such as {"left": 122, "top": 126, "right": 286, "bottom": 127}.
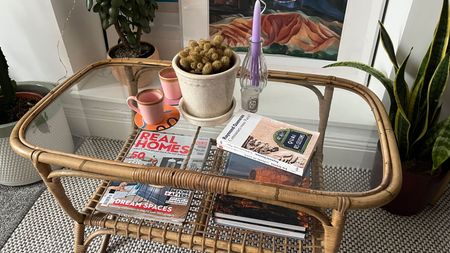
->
{"left": 0, "top": 182, "right": 45, "bottom": 248}
{"left": 1, "top": 137, "right": 449, "bottom": 253}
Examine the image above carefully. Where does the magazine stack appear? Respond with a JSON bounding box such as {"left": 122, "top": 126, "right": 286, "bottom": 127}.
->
{"left": 97, "top": 130, "right": 211, "bottom": 225}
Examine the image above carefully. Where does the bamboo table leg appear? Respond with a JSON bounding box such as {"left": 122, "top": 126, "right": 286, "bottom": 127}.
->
{"left": 74, "top": 222, "right": 87, "bottom": 253}
{"left": 32, "top": 151, "right": 85, "bottom": 224}
{"left": 323, "top": 197, "right": 350, "bottom": 253}
{"left": 32, "top": 150, "right": 114, "bottom": 252}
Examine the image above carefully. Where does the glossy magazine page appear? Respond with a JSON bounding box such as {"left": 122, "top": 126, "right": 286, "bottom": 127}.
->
{"left": 97, "top": 130, "right": 211, "bottom": 224}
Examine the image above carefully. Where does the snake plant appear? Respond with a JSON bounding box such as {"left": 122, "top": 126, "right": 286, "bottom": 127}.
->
{"left": 325, "top": 0, "right": 450, "bottom": 174}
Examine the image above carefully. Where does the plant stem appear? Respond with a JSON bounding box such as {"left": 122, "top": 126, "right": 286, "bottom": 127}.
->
{"left": 114, "top": 23, "right": 130, "bottom": 49}
{"left": 136, "top": 27, "right": 142, "bottom": 49}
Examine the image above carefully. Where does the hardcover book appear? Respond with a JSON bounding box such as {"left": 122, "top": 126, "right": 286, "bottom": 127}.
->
{"left": 96, "top": 130, "right": 211, "bottom": 225}
{"left": 214, "top": 153, "right": 311, "bottom": 239}
{"left": 217, "top": 111, "right": 320, "bottom": 176}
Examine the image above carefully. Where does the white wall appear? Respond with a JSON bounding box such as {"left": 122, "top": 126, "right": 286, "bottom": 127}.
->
{"left": 369, "top": 0, "right": 414, "bottom": 99}
{"left": 369, "top": 0, "right": 450, "bottom": 120}
{"left": 50, "top": 0, "right": 106, "bottom": 73}
{"left": 0, "top": 0, "right": 72, "bottom": 82}
{"left": 0, "top": 0, "right": 106, "bottom": 82}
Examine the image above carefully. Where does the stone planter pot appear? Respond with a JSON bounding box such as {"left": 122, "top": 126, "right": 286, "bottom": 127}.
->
{"left": 0, "top": 82, "right": 74, "bottom": 186}
{"left": 172, "top": 52, "right": 240, "bottom": 118}
{"left": 107, "top": 41, "right": 160, "bottom": 88}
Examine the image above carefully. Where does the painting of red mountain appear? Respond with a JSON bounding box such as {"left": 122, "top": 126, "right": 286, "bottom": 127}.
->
{"left": 209, "top": 0, "right": 348, "bottom": 61}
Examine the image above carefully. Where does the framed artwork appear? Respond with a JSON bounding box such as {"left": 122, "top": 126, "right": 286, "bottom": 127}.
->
{"left": 180, "top": 0, "right": 387, "bottom": 84}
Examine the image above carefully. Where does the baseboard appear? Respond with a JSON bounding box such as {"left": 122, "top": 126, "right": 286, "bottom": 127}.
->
{"left": 63, "top": 102, "right": 378, "bottom": 169}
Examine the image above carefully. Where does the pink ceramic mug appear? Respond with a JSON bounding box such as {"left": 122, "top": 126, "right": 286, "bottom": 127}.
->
{"left": 159, "top": 67, "right": 182, "bottom": 99}
{"left": 127, "top": 89, "right": 164, "bottom": 125}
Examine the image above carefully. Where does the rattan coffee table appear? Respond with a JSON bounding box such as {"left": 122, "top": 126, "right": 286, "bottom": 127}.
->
{"left": 10, "top": 59, "right": 401, "bottom": 253}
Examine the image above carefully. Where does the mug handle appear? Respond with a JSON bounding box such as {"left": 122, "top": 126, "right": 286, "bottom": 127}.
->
{"left": 127, "top": 96, "right": 141, "bottom": 114}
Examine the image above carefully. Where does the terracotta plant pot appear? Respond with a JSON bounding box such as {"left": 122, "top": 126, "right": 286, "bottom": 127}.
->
{"left": 172, "top": 52, "right": 240, "bottom": 118}
{"left": 107, "top": 41, "right": 160, "bottom": 87}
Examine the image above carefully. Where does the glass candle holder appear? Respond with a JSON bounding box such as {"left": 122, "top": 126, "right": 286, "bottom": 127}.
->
{"left": 239, "top": 40, "right": 268, "bottom": 113}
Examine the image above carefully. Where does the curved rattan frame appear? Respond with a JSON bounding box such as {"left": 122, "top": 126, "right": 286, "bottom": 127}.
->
{"left": 10, "top": 59, "right": 401, "bottom": 209}
{"left": 9, "top": 59, "right": 402, "bottom": 253}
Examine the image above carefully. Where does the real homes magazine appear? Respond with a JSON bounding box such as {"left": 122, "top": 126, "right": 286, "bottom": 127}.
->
{"left": 217, "top": 111, "right": 319, "bottom": 176}
{"left": 96, "top": 130, "right": 211, "bottom": 225}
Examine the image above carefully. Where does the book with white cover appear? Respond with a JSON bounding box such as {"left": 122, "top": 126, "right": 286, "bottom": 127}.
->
{"left": 217, "top": 111, "right": 319, "bottom": 176}
{"left": 214, "top": 217, "right": 305, "bottom": 239}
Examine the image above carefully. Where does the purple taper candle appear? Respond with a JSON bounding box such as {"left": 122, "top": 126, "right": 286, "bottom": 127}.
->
{"left": 250, "top": 0, "right": 261, "bottom": 87}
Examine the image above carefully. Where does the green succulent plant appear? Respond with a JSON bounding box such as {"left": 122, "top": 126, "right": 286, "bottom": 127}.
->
{"left": 0, "top": 46, "right": 17, "bottom": 124}
{"left": 86, "top": 0, "right": 158, "bottom": 51}
{"left": 325, "top": 0, "right": 450, "bottom": 174}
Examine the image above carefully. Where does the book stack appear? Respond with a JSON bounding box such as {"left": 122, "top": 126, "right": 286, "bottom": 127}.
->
{"left": 214, "top": 111, "right": 320, "bottom": 238}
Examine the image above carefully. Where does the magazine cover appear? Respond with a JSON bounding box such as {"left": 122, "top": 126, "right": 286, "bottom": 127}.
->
{"left": 96, "top": 130, "right": 211, "bottom": 224}
{"left": 214, "top": 153, "right": 310, "bottom": 238}
{"left": 217, "top": 111, "right": 320, "bottom": 176}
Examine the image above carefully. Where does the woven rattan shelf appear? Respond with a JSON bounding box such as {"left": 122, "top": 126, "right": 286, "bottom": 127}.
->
{"left": 10, "top": 59, "right": 402, "bottom": 253}
{"left": 82, "top": 128, "right": 323, "bottom": 253}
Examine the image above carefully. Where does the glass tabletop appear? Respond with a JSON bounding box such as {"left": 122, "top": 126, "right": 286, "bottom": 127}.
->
{"left": 22, "top": 62, "right": 389, "bottom": 195}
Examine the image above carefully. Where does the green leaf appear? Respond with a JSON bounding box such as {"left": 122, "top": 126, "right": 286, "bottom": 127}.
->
{"left": 111, "top": 0, "right": 123, "bottom": 7}
{"left": 324, "top": 61, "right": 396, "bottom": 118}
{"left": 416, "top": 116, "right": 447, "bottom": 159}
{"left": 86, "top": 0, "right": 94, "bottom": 11}
{"left": 379, "top": 21, "right": 399, "bottom": 70}
{"left": 142, "top": 26, "right": 151, "bottom": 33}
{"left": 409, "top": 0, "right": 449, "bottom": 125}
{"left": 394, "top": 108, "right": 411, "bottom": 160}
{"left": 428, "top": 53, "right": 450, "bottom": 124}
{"left": 109, "top": 7, "right": 118, "bottom": 18}
{"left": 413, "top": 53, "right": 450, "bottom": 146}
{"left": 393, "top": 49, "right": 411, "bottom": 111}
{"left": 423, "top": 0, "right": 449, "bottom": 88}
{"left": 431, "top": 105, "right": 442, "bottom": 128}
{"left": 408, "top": 67, "right": 426, "bottom": 120}
{"left": 120, "top": 6, "right": 133, "bottom": 16}
{"left": 102, "top": 19, "right": 111, "bottom": 29}
{"left": 100, "top": 1, "right": 110, "bottom": 8}
{"left": 432, "top": 117, "right": 450, "bottom": 172}
{"left": 93, "top": 3, "right": 101, "bottom": 12}
{"left": 127, "top": 33, "right": 138, "bottom": 48}
{"left": 139, "top": 17, "right": 148, "bottom": 27}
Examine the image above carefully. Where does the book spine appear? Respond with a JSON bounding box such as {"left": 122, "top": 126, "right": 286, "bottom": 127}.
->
{"left": 217, "top": 139, "right": 304, "bottom": 176}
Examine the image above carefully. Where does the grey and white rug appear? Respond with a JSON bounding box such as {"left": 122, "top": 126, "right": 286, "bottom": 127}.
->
{"left": 0, "top": 182, "right": 45, "bottom": 248}
{"left": 1, "top": 137, "right": 449, "bottom": 252}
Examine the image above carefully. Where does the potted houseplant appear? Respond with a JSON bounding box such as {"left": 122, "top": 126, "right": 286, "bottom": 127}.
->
{"left": 1, "top": 47, "right": 74, "bottom": 186}
{"left": 325, "top": 0, "right": 450, "bottom": 215}
{"left": 172, "top": 35, "right": 240, "bottom": 125}
{"left": 87, "top": 0, "right": 159, "bottom": 59}
{"left": 86, "top": 0, "right": 160, "bottom": 86}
